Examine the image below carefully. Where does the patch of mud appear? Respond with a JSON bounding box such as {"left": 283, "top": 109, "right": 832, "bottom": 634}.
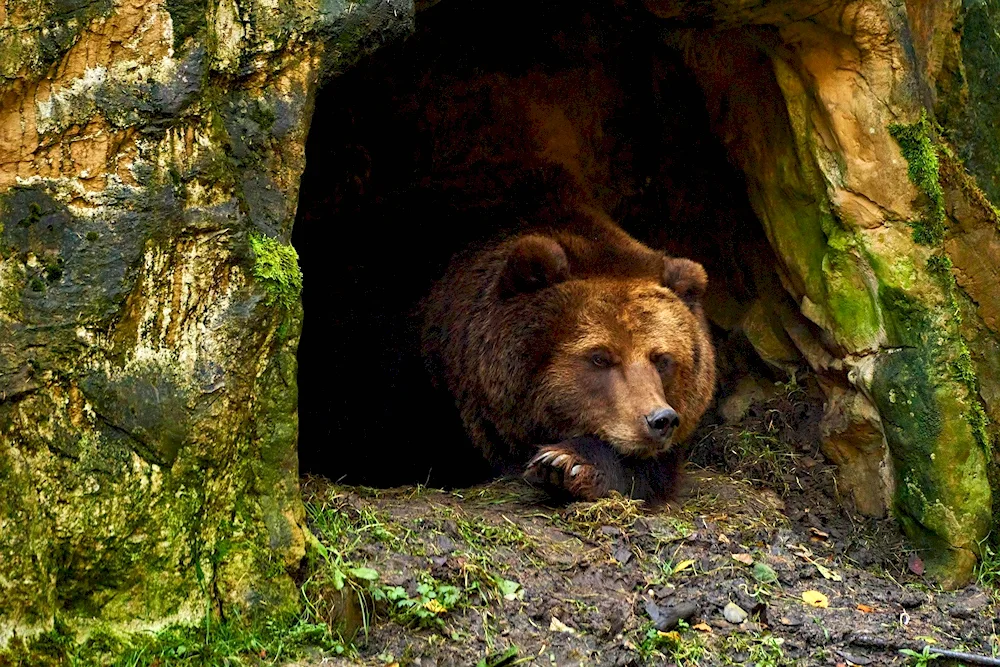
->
{"left": 295, "top": 389, "right": 1000, "bottom": 666}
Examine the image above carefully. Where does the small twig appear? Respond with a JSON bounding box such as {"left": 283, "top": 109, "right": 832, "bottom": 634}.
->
{"left": 924, "top": 646, "right": 1000, "bottom": 666}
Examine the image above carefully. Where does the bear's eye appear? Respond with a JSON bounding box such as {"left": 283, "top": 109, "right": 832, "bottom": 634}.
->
{"left": 590, "top": 350, "right": 615, "bottom": 369}
{"left": 653, "top": 353, "right": 675, "bottom": 376}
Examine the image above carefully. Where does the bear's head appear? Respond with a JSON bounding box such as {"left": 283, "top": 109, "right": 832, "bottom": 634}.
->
{"left": 500, "top": 235, "right": 715, "bottom": 458}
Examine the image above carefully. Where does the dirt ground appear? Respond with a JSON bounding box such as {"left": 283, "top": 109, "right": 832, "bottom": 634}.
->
{"left": 294, "top": 388, "right": 1000, "bottom": 667}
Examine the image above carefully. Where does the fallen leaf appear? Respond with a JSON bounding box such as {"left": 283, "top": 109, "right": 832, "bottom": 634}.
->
{"left": 908, "top": 553, "right": 925, "bottom": 575}
{"left": 813, "top": 561, "right": 842, "bottom": 582}
{"left": 718, "top": 533, "right": 731, "bottom": 544}
{"left": 802, "top": 590, "right": 829, "bottom": 608}
{"left": 424, "top": 599, "right": 447, "bottom": 614}
{"left": 791, "top": 544, "right": 813, "bottom": 559}
{"left": 549, "top": 617, "right": 575, "bottom": 633}
{"left": 672, "top": 559, "right": 697, "bottom": 575}
{"left": 810, "top": 527, "right": 830, "bottom": 539}
{"left": 732, "top": 553, "right": 753, "bottom": 565}
{"left": 692, "top": 622, "right": 712, "bottom": 633}
{"left": 752, "top": 562, "right": 778, "bottom": 583}
{"left": 915, "top": 635, "right": 937, "bottom": 644}
{"left": 348, "top": 566, "right": 380, "bottom": 581}
{"left": 856, "top": 604, "right": 874, "bottom": 613}
{"left": 498, "top": 579, "right": 523, "bottom": 601}
{"left": 658, "top": 630, "right": 681, "bottom": 642}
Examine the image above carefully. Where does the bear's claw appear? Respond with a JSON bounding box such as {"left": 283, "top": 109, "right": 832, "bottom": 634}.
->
{"left": 524, "top": 445, "right": 605, "bottom": 501}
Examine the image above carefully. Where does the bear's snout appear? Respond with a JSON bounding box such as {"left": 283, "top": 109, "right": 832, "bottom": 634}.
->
{"left": 644, "top": 406, "right": 680, "bottom": 441}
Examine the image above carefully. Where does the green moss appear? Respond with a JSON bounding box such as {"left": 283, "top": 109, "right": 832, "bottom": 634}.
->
{"left": 164, "top": 0, "right": 209, "bottom": 48}
{"left": 923, "top": 253, "right": 994, "bottom": 457}
{"left": 889, "top": 111, "right": 946, "bottom": 245}
{"left": 871, "top": 281, "right": 993, "bottom": 579}
{"left": 821, "top": 239, "right": 883, "bottom": 350}
{"left": 947, "top": 0, "right": 1000, "bottom": 204}
{"left": 0, "top": 613, "right": 346, "bottom": 665}
{"left": 249, "top": 233, "right": 303, "bottom": 309}
{"left": 926, "top": 253, "right": 953, "bottom": 279}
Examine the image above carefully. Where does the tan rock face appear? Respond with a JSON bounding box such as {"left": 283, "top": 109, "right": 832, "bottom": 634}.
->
{"left": 662, "top": 0, "right": 993, "bottom": 584}
{"left": 0, "top": 0, "right": 414, "bottom": 642}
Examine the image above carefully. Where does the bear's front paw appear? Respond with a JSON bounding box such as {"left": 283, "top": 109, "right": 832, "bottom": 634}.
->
{"left": 524, "top": 445, "right": 605, "bottom": 501}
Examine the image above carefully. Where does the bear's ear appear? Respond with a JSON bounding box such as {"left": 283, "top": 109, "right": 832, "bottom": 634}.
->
{"left": 662, "top": 256, "right": 707, "bottom": 305}
{"left": 499, "top": 235, "right": 570, "bottom": 298}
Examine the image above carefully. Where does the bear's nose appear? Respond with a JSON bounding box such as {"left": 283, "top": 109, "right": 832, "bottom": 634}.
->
{"left": 645, "top": 407, "right": 680, "bottom": 440}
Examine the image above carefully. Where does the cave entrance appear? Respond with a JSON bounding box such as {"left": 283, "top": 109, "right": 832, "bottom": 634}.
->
{"left": 293, "top": 1, "right": 804, "bottom": 487}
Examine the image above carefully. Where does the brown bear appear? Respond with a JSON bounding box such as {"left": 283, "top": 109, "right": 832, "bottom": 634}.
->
{"left": 420, "top": 205, "right": 715, "bottom": 502}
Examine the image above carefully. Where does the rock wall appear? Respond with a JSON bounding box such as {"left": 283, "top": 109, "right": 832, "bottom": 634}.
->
{"left": 0, "top": 0, "right": 411, "bottom": 642}
{"left": 646, "top": 0, "right": 997, "bottom": 585}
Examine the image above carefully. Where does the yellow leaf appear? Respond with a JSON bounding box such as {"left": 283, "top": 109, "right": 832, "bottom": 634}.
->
{"left": 549, "top": 616, "right": 575, "bottom": 633}
{"left": 657, "top": 631, "right": 681, "bottom": 642}
{"left": 692, "top": 622, "right": 712, "bottom": 633}
{"left": 802, "top": 590, "right": 829, "bottom": 608}
{"left": 423, "top": 599, "right": 447, "bottom": 614}
{"left": 673, "top": 559, "right": 697, "bottom": 574}
{"left": 856, "top": 604, "right": 874, "bottom": 613}
{"left": 915, "top": 635, "right": 937, "bottom": 644}
{"left": 732, "top": 553, "right": 753, "bottom": 565}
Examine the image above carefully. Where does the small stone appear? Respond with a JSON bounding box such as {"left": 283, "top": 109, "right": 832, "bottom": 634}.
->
{"left": 645, "top": 598, "right": 696, "bottom": 631}
{"left": 434, "top": 535, "right": 456, "bottom": 553}
{"left": 723, "top": 602, "right": 748, "bottom": 624}
{"left": 613, "top": 546, "right": 633, "bottom": 564}
{"left": 837, "top": 650, "right": 872, "bottom": 666}
{"left": 948, "top": 591, "right": 991, "bottom": 618}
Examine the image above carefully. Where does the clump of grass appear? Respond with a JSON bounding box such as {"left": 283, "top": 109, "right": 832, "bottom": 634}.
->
{"left": 726, "top": 430, "right": 798, "bottom": 495}
{"left": 561, "top": 492, "right": 644, "bottom": 539}
{"left": 900, "top": 646, "right": 941, "bottom": 667}
{"left": 975, "top": 536, "right": 1000, "bottom": 600}
{"left": 446, "top": 509, "right": 532, "bottom": 551}
{"left": 301, "top": 497, "right": 404, "bottom": 641}
{"left": 378, "top": 573, "right": 463, "bottom": 630}
{"left": 1, "top": 613, "right": 348, "bottom": 666}
{"left": 723, "top": 631, "right": 788, "bottom": 666}
{"left": 430, "top": 507, "right": 533, "bottom": 604}
{"left": 634, "top": 620, "right": 705, "bottom": 665}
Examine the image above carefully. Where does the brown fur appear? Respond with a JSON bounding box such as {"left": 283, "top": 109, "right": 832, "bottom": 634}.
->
{"left": 420, "top": 208, "right": 716, "bottom": 502}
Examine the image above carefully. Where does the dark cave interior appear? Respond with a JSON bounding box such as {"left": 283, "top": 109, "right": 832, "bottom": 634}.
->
{"left": 293, "top": 0, "right": 789, "bottom": 486}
